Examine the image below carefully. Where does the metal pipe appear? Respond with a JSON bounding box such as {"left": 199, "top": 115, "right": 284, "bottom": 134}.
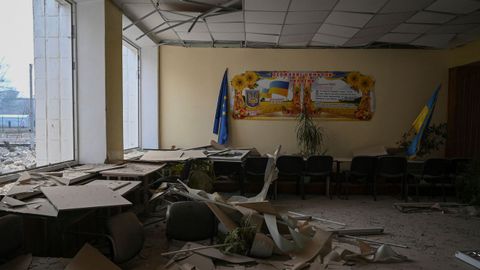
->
{"left": 123, "top": 9, "right": 157, "bottom": 31}
{"left": 136, "top": 21, "right": 168, "bottom": 40}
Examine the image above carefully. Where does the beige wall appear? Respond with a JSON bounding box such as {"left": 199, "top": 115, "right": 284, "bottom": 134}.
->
{"left": 105, "top": 0, "right": 123, "bottom": 161}
{"left": 446, "top": 40, "right": 480, "bottom": 68}
{"left": 158, "top": 46, "right": 461, "bottom": 157}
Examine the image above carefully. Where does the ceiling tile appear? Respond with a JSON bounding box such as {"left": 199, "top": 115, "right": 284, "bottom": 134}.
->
{"left": 207, "top": 22, "right": 244, "bottom": 32}
{"left": 205, "top": 11, "right": 243, "bottom": 23}
{"left": 285, "top": 11, "right": 329, "bottom": 24}
{"left": 312, "top": 33, "right": 349, "bottom": 45}
{"left": 245, "top": 23, "right": 283, "bottom": 34}
{"left": 245, "top": 11, "right": 286, "bottom": 24}
{"left": 154, "top": 30, "right": 179, "bottom": 41}
{"left": 280, "top": 41, "right": 310, "bottom": 47}
{"left": 325, "top": 12, "right": 373, "bottom": 28}
{"left": 282, "top": 24, "right": 321, "bottom": 35}
{"left": 365, "top": 12, "right": 415, "bottom": 28}
{"left": 245, "top": 0, "right": 291, "bottom": 11}
{"left": 429, "top": 24, "right": 478, "bottom": 34}
{"left": 343, "top": 36, "right": 378, "bottom": 46}
{"left": 407, "top": 11, "right": 455, "bottom": 24}
{"left": 172, "top": 22, "right": 209, "bottom": 32}
{"left": 246, "top": 33, "right": 278, "bottom": 43}
{"left": 278, "top": 34, "right": 315, "bottom": 43}
{"left": 289, "top": 0, "right": 338, "bottom": 11}
{"left": 212, "top": 32, "right": 245, "bottom": 41}
{"left": 335, "top": 0, "right": 389, "bottom": 13}
{"left": 449, "top": 11, "right": 480, "bottom": 24}
{"left": 177, "top": 32, "right": 212, "bottom": 41}
{"left": 410, "top": 33, "right": 455, "bottom": 48}
{"left": 392, "top": 23, "right": 437, "bottom": 33}
{"left": 426, "top": 0, "right": 480, "bottom": 14}
{"left": 380, "top": 0, "right": 435, "bottom": 13}
{"left": 378, "top": 33, "right": 421, "bottom": 43}
{"left": 317, "top": 23, "right": 360, "bottom": 38}
{"left": 353, "top": 25, "right": 396, "bottom": 38}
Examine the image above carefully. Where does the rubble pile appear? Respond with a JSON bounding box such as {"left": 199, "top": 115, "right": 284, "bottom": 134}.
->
{"left": 0, "top": 145, "right": 36, "bottom": 174}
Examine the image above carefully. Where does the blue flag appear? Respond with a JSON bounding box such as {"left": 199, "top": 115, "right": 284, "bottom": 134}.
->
{"left": 213, "top": 69, "right": 229, "bottom": 145}
{"left": 406, "top": 85, "right": 441, "bottom": 158}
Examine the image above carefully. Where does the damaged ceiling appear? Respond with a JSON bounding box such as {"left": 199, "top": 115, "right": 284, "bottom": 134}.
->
{"left": 116, "top": 0, "right": 480, "bottom": 48}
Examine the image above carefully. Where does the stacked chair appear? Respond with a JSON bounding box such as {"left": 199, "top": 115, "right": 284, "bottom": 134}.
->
{"left": 341, "top": 156, "right": 377, "bottom": 200}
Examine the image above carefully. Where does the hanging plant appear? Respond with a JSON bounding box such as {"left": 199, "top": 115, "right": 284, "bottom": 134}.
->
{"left": 296, "top": 109, "right": 325, "bottom": 157}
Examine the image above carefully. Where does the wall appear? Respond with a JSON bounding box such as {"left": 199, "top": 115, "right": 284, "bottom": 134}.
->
{"left": 104, "top": 0, "right": 123, "bottom": 161}
{"left": 159, "top": 46, "right": 451, "bottom": 157}
{"left": 77, "top": 0, "right": 107, "bottom": 164}
{"left": 446, "top": 40, "right": 480, "bottom": 68}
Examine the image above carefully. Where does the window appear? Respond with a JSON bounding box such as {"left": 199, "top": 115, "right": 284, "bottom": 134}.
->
{"left": 0, "top": 0, "right": 76, "bottom": 175}
{"left": 122, "top": 40, "right": 140, "bottom": 150}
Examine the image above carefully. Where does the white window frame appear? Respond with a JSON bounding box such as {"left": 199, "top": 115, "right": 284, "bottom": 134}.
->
{"left": 0, "top": 0, "right": 78, "bottom": 181}
{"left": 122, "top": 37, "right": 141, "bottom": 151}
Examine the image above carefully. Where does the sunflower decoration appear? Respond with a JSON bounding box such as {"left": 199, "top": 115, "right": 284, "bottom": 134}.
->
{"left": 346, "top": 72, "right": 361, "bottom": 90}
{"left": 244, "top": 71, "right": 259, "bottom": 89}
{"left": 231, "top": 74, "right": 247, "bottom": 92}
{"left": 358, "top": 75, "right": 374, "bottom": 94}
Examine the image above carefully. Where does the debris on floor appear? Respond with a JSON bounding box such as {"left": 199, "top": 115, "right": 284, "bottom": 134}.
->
{"left": 152, "top": 147, "right": 409, "bottom": 270}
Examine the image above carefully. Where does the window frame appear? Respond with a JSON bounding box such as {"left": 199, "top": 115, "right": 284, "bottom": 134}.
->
{"left": 0, "top": 0, "right": 78, "bottom": 181}
{"left": 122, "top": 37, "right": 142, "bottom": 151}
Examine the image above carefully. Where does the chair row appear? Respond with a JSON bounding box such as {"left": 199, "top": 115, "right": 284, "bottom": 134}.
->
{"left": 243, "top": 155, "right": 471, "bottom": 201}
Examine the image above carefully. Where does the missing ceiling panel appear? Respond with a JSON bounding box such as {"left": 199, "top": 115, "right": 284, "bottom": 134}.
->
{"left": 154, "top": 0, "right": 242, "bottom": 12}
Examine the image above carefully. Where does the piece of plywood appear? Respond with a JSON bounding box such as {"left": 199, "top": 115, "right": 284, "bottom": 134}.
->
{"left": 185, "top": 242, "right": 255, "bottom": 264}
{"left": 1, "top": 196, "right": 27, "bottom": 207}
{"left": 233, "top": 201, "right": 278, "bottom": 215}
{"left": 140, "top": 150, "right": 186, "bottom": 162}
{"left": 86, "top": 180, "right": 140, "bottom": 196}
{"left": 65, "top": 243, "right": 120, "bottom": 270}
{"left": 100, "top": 163, "right": 165, "bottom": 178}
{"left": 41, "top": 186, "right": 131, "bottom": 211}
{"left": 0, "top": 197, "right": 58, "bottom": 217}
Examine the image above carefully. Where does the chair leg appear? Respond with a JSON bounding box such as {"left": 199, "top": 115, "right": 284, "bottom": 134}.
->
{"left": 405, "top": 182, "right": 409, "bottom": 202}
{"left": 327, "top": 176, "right": 332, "bottom": 200}
{"left": 415, "top": 180, "right": 420, "bottom": 202}
{"left": 442, "top": 184, "right": 446, "bottom": 202}
{"left": 300, "top": 176, "right": 305, "bottom": 200}
{"left": 373, "top": 176, "right": 377, "bottom": 201}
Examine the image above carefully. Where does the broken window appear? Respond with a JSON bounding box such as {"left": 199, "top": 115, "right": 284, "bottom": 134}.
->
{"left": 0, "top": 0, "right": 76, "bottom": 175}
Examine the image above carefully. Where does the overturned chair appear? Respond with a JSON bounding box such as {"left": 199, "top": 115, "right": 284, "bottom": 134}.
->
{"left": 166, "top": 201, "right": 217, "bottom": 242}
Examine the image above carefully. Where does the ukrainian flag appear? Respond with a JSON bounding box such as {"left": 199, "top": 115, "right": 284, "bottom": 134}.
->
{"left": 213, "top": 69, "right": 229, "bottom": 145}
{"left": 268, "top": 80, "right": 289, "bottom": 97}
{"left": 406, "top": 85, "right": 441, "bottom": 158}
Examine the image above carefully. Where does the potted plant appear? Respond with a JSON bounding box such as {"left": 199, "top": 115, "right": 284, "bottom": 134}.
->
{"left": 296, "top": 109, "right": 325, "bottom": 157}
{"left": 395, "top": 123, "right": 447, "bottom": 158}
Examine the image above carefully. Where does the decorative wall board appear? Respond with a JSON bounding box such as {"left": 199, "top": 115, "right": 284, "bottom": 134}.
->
{"left": 231, "top": 71, "right": 375, "bottom": 120}
{"left": 40, "top": 186, "right": 131, "bottom": 211}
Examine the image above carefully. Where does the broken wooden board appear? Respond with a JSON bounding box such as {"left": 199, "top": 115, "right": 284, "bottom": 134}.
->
{"left": 286, "top": 229, "right": 333, "bottom": 270}
{"left": 205, "top": 202, "right": 238, "bottom": 232}
{"left": 85, "top": 180, "right": 140, "bottom": 196}
{"left": 1, "top": 196, "right": 27, "bottom": 207}
{"left": 186, "top": 242, "right": 256, "bottom": 264}
{"left": 0, "top": 253, "right": 32, "bottom": 270}
{"left": 233, "top": 201, "right": 278, "bottom": 215}
{"left": 65, "top": 243, "right": 120, "bottom": 270}
{"left": 41, "top": 185, "right": 131, "bottom": 211}
{"left": 100, "top": 163, "right": 165, "bottom": 178}
{"left": 0, "top": 197, "right": 58, "bottom": 217}
{"left": 327, "top": 227, "right": 384, "bottom": 236}
{"left": 164, "top": 253, "right": 215, "bottom": 270}
{"left": 140, "top": 150, "right": 186, "bottom": 162}
{"left": 70, "top": 164, "right": 127, "bottom": 174}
